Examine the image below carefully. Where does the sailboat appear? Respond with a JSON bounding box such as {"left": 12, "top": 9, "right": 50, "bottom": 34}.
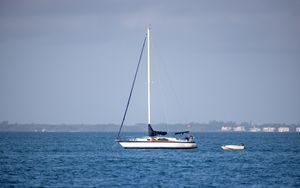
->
{"left": 116, "top": 28, "right": 197, "bottom": 149}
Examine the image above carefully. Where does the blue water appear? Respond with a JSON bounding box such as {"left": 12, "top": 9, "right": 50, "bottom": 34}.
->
{"left": 0, "top": 132, "right": 299, "bottom": 187}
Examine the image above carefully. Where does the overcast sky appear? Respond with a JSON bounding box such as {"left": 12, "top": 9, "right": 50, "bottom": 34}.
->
{"left": 0, "top": 0, "right": 300, "bottom": 125}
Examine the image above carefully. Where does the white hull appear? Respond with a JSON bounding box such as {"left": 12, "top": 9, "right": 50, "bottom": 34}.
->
{"left": 118, "top": 141, "right": 197, "bottom": 149}
{"left": 221, "top": 145, "right": 245, "bottom": 150}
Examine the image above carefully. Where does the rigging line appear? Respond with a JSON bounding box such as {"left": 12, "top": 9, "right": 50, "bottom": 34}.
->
{"left": 117, "top": 35, "right": 147, "bottom": 139}
{"left": 151, "top": 41, "right": 169, "bottom": 131}
{"left": 154, "top": 41, "right": 189, "bottom": 129}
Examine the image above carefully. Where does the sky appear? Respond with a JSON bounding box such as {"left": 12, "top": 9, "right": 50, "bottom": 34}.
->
{"left": 0, "top": 0, "right": 300, "bottom": 125}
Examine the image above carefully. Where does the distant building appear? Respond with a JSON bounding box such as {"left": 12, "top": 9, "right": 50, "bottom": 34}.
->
{"left": 262, "top": 127, "right": 276, "bottom": 132}
{"left": 278, "top": 127, "right": 289, "bottom": 132}
{"left": 233, "top": 126, "right": 245, "bottom": 132}
{"left": 296, "top": 127, "right": 300, "bottom": 132}
{"left": 221, "top": 126, "right": 232, "bottom": 131}
{"left": 249, "top": 127, "right": 261, "bottom": 132}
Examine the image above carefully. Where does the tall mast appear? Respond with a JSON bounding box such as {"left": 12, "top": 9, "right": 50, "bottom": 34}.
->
{"left": 147, "top": 27, "right": 151, "bottom": 126}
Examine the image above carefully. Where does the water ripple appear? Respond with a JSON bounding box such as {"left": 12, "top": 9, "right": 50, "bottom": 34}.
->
{"left": 0, "top": 132, "right": 299, "bottom": 187}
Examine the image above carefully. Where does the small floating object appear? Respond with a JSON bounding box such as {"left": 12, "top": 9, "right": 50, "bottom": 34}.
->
{"left": 221, "top": 144, "right": 245, "bottom": 150}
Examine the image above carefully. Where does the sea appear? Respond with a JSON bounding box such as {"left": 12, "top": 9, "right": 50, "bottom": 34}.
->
{"left": 0, "top": 132, "right": 299, "bottom": 187}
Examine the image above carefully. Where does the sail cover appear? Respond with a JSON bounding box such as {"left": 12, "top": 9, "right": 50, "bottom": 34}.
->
{"left": 174, "top": 131, "right": 190, "bottom": 135}
{"left": 148, "top": 124, "right": 167, "bottom": 136}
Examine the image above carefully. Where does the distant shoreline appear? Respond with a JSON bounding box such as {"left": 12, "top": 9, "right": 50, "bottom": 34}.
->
{"left": 1, "top": 121, "right": 299, "bottom": 133}
{"left": 0, "top": 131, "right": 299, "bottom": 134}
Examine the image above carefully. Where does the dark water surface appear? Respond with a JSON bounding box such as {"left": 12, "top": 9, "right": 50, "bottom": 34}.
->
{"left": 0, "top": 132, "right": 299, "bottom": 187}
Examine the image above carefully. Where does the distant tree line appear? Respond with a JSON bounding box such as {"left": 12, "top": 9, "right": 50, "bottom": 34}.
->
{"left": 1, "top": 121, "right": 299, "bottom": 132}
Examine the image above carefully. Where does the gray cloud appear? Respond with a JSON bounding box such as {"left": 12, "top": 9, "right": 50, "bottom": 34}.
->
{"left": 0, "top": 0, "right": 299, "bottom": 124}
